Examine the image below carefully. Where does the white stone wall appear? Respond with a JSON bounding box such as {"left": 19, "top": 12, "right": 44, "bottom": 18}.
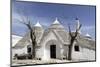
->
{"left": 12, "top": 31, "right": 95, "bottom": 61}
{"left": 63, "top": 45, "right": 69, "bottom": 59}
{"left": 36, "top": 47, "right": 43, "bottom": 59}
{"left": 12, "top": 46, "right": 27, "bottom": 59}
{"left": 72, "top": 45, "right": 95, "bottom": 61}
{"left": 38, "top": 31, "right": 62, "bottom": 60}
{"left": 80, "top": 47, "right": 95, "bottom": 61}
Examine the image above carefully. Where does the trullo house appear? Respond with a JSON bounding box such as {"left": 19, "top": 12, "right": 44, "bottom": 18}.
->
{"left": 12, "top": 18, "right": 95, "bottom": 61}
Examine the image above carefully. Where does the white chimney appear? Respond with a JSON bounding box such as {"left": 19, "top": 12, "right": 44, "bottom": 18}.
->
{"left": 76, "top": 18, "right": 81, "bottom": 33}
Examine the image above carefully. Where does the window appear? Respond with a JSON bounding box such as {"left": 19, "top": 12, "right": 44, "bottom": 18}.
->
{"left": 28, "top": 47, "right": 31, "bottom": 53}
{"left": 74, "top": 45, "right": 79, "bottom": 51}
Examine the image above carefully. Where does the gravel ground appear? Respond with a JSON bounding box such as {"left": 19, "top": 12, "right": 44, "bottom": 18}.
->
{"left": 12, "top": 59, "right": 71, "bottom": 66}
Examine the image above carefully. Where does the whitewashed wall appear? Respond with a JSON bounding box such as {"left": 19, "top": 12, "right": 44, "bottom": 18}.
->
{"left": 12, "top": 46, "right": 28, "bottom": 59}
{"left": 63, "top": 45, "right": 69, "bottom": 59}
{"left": 72, "top": 44, "right": 95, "bottom": 61}
{"left": 37, "top": 31, "right": 62, "bottom": 60}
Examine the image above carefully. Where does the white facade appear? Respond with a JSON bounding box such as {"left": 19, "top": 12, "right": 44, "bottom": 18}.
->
{"left": 12, "top": 18, "right": 95, "bottom": 61}
{"left": 72, "top": 42, "right": 95, "bottom": 61}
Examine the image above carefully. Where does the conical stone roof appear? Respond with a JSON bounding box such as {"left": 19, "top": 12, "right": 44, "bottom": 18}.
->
{"left": 34, "top": 21, "right": 42, "bottom": 27}
{"left": 49, "top": 18, "right": 64, "bottom": 30}
{"left": 85, "top": 33, "right": 91, "bottom": 37}
{"left": 52, "top": 18, "right": 60, "bottom": 24}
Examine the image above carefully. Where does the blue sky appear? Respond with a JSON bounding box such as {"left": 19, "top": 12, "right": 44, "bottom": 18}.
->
{"left": 12, "top": 0, "right": 96, "bottom": 39}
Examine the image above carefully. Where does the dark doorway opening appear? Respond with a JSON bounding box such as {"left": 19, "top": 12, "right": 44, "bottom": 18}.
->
{"left": 74, "top": 45, "right": 79, "bottom": 51}
{"left": 50, "top": 45, "right": 56, "bottom": 58}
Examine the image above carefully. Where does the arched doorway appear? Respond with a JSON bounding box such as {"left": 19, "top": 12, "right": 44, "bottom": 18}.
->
{"left": 44, "top": 40, "right": 61, "bottom": 59}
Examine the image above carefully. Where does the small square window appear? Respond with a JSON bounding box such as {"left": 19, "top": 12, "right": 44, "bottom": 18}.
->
{"left": 28, "top": 47, "right": 31, "bottom": 53}
{"left": 74, "top": 45, "right": 79, "bottom": 51}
